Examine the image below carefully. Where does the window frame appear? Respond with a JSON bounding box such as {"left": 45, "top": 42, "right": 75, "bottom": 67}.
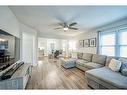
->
{"left": 99, "top": 30, "right": 116, "bottom": 56}
{"left": 118, "top": 28, "right": 127, "bottom": 57}
{"left": 99, "top": 27, "right": 127, "bottom": 57}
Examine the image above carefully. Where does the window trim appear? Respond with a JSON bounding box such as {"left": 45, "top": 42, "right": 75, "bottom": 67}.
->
{"left": 99, "top": 27, "right": 127, "bottom": 57}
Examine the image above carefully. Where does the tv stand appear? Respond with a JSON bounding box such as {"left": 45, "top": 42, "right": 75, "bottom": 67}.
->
{"left": 0, "top": 68, "right": 15, "bottom": 80}
{"left": 0, "top": 64, "right": 10, "bottom": 71}
{"left": 0, "top": 62, "right": 31, "bottom": 89}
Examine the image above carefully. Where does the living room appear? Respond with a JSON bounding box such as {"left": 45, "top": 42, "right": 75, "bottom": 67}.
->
{"left": 36, "top": 7, "right": 127, "bottom": 89}
{"left": 0, "top": 3, "right": 127, "bottom": 95}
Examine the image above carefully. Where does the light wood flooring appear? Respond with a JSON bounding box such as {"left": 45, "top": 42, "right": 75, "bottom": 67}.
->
{"left": 26, "top": 58, "right": 90, "bottom": 89}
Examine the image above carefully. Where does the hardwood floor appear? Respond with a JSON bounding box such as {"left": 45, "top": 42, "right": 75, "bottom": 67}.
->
{"left": 26, "top": 57, "right": 90, "bottom": 89}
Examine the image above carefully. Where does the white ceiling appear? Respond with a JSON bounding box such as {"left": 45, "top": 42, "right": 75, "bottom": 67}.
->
{"left": 10, "top": 6, "right": 127, "bottom": 38}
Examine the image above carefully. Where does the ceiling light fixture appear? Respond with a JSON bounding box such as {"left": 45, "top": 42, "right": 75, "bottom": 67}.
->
{"left": 63, "top": 27, "right": 68, "bottom": 31}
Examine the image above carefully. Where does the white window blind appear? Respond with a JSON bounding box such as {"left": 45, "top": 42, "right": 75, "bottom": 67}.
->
{"left": 99, "top": 28, "right": 127, "bottom": 57}
{"left": 119, "top": 30, "right": 127, "bottom": 57}
{"left": 100, "top": 32, "right": 115, "bottom": 56}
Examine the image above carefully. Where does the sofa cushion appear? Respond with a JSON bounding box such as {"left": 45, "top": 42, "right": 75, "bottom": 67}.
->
{"left": 92, "top": 54, "right": 107, "bottom": 65}
{"left": 108, "top": 59, "right": 121, "bottom": 72}
{"left": 119, "top": 57, "right": 127, "bottom": 63}
{"left": 85, "top": 67, "right": 127, "bottom": 88}
{"left": 76, "top": 59, "right": 88, "bottom": 66}
{"left": 77, "top": 53, "right": 83, "bottom": 59}
{"left": 84, "top": 62, "right": 103, "bottom": 69}
{"left": 82, "top": 53, "right": 93, "bottom": 62}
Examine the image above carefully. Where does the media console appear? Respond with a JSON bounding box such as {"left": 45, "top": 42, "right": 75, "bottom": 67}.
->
{"left": 0, "top": 62, "right": 24, "bottom": 80}
{"left": 0, "top": 62, "right": 32, "bottom": 89}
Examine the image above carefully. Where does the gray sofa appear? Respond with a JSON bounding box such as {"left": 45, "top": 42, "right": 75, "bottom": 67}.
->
{"left": 76, "top": 53, "right": 107, "bottom": 71}
{"left": 85, "top": 66, "right": 127, "bottom": 89}
{"left": 75, "top": 53, "right": 127, "bottom": 89}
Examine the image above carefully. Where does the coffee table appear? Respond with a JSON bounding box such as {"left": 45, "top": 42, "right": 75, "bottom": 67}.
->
{"left": 60, "top": 58, "right": 77, "bottom": 69}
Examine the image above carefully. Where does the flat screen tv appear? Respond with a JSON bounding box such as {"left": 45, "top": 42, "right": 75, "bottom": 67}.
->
{"left": 0, "top": 29, "right": 20, "bottom": 71}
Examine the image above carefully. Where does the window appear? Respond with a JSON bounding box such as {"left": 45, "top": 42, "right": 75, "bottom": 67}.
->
{"left": 62, "top": 40, "right": 68, "bottom": 51}
{"left": 100, "top": 32, "right": 115, "bottom": 56}
{"left": 69, "top": 40, "right": 76, "bottom": 51}
{"left": 99, "top": 28, "right": 127, "bottom": 57}
{"left": 119, "top": 30, "right": 127, "bottom": 57}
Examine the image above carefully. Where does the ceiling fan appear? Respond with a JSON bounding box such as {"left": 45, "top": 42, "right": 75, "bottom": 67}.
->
{"left": 54, "top": 22, "right": 78, "bottom": 31}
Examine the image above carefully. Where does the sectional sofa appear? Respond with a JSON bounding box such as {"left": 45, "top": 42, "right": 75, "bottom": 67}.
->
{"left": 76, "top": 53, "right": 107, "bottom": 71}
{"left": 71, "top": 53, "right": 127, "bottom": 89}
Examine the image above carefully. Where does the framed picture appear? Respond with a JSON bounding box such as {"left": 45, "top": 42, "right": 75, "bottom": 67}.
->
{"left": 89, "top": 38, "right": 96, "bottom": 47}
{"left": 83, "top": 39, "right": 89, "bottom": 47}
{"left": 79, "top": 40, "right": 84, "bottom": 47}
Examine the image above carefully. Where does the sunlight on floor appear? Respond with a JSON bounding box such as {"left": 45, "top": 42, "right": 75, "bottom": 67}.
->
{"left": 38, "top": 61, "right": 43, "bottom": 64}
{"left": 48, "top": 70, "right": 57, "bottom": 78}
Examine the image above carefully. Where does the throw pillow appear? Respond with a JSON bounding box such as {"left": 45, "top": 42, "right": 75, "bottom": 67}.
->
{"left": 108, "top": 59, "right": 122, "bottom": 72}
{"left": 120, "top": 62, "right": 127, "bottom": 71}
{"left": 119, "top": 58, "right": 127, "bottom": 72}
{"left": 120, "top": 62, "right": 127, "bottom": 76}
{"left": 121, "top": 69, "right": 127, "bottom": 76}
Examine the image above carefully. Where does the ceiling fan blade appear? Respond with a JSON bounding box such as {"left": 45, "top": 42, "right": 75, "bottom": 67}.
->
{"left": 58, "top": 23, "right": 64, "bottom": 27}
{"left": 69, "top": 27, "right": 78, "bottom": 30}
{"left": 54, "top": 27, "right": 62, "bottom": 30}
{"left": 69, "top": 22, "right": 77, "bottom": 26}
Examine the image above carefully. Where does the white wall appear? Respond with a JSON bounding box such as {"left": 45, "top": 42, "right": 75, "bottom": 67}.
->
{"left": 0, "top": 6, "right": 20, "bottom": 58}
{"left": 20, "top": 23, "right": 38, "bottom": 66}
{"left": 74, "top": 31, "right": 97, "bottom": 54}
{"left": 75, "top": 17, "right": 127, "bottom": 54}
{"left": 0, "top": 6, "right": 20, "bottom": 38}
{"left": 0, "top": 7, "right": 38, "bottom": 66}
{"left": 0, "top": 6, "right": 22, "bottom": 62}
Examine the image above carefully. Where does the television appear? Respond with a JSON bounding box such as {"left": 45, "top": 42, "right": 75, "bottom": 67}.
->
{"left": 0, "top": 29, "right": 20, "bottom": 71}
